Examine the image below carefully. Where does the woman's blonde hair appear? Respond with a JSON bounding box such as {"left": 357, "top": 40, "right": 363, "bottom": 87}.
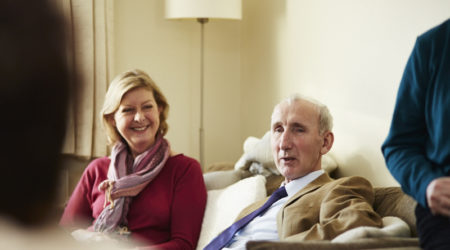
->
{"left": 101, "top": 69, "right": 169, "bottom": 146}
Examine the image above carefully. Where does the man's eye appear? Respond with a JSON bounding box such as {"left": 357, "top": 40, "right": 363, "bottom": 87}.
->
{"left": 274, "top": 127, "right": 283, "bottom": 133}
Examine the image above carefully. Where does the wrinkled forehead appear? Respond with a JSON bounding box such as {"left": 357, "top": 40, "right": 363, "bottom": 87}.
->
{"left": 271, "top": 99, "right": 320, "bottom": 126}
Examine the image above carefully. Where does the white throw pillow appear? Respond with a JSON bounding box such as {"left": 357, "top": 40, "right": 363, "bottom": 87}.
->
{"left": 196, "top": 175, "right": 267, "bottom": 250}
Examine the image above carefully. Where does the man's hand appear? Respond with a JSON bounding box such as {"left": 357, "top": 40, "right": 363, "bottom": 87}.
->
{"left": 426, "top": 177, "right": 450, "bottom": 217}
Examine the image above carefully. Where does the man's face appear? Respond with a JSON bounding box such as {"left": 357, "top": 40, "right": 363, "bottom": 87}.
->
{"left": 270, "top": 99, "right": 330, "bottom": 183}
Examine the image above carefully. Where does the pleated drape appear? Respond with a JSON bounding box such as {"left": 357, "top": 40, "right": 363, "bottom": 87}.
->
{"left": 54, "top": 0, "right": 114, "bottom": 159}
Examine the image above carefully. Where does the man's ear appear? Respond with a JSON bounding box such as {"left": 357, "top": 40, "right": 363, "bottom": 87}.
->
{"left": 320, "top": 131, "right": 334, "bottom": 155}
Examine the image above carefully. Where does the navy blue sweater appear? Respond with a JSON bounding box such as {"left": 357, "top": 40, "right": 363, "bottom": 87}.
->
{"left": 382, "top": 19, "right": 450, "bottom": 208}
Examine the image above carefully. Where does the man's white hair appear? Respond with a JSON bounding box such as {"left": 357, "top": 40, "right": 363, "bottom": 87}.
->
{"left": 282, "top": 94, "right": 333, "bottom": 135}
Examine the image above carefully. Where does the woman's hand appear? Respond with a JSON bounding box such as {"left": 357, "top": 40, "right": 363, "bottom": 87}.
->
{"left": 71, "top": 229, "right": 117, "bottom": 243}
{"left": 426, "top": 177, "right": 450, "bottom": 217}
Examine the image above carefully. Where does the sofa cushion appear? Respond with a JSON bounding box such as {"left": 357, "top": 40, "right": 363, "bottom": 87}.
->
{"left": 197, "top": 175, "right": 267, "bottom": 250}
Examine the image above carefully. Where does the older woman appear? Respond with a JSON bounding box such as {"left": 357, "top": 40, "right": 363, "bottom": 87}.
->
{"left": 60, "top": 69, "right": 207, "bottom": 249}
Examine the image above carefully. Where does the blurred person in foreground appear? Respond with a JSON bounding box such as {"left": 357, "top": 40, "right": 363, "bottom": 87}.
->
{"left": 0, "top": 0, "right": 75, "bottom": 248}
{"left": 0, "top": 0, "right": 69, "bottom": 230}
{"left": 204, "top": 95, "right": 382, "bottom": 250}
{"left": 60, "top": 69, "right": 207, "bottom": 250}
{"left": 0, "top": 1, "right": 137, "bottom": 249}
{"left": 382, "top": 18, "right": 450, "bottom": 250}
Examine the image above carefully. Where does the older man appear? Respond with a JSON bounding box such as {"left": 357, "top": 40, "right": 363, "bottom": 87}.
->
{"left": 204, "top": 95, "right": 382, "bottom": 250}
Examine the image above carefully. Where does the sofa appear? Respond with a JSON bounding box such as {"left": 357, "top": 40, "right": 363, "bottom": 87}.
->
{"left": 197, "top": 131, "right": 421, "bottom": 250}
{"left": 61, "top": 130, "right": 422, "bottom": 250}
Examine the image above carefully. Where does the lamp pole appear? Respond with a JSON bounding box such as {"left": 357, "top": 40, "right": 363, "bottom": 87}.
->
{"left": 197, "top": 17, "right": 208, "bottom": 170}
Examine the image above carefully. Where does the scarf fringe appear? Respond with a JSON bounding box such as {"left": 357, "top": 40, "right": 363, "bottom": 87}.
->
{"left": 99, "top": 180, "right": 116, "bottom": 209}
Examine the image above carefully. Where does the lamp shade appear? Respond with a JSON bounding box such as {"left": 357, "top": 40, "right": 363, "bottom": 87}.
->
{"left": 165, "top": 0, "right": 242, "bottom": 20}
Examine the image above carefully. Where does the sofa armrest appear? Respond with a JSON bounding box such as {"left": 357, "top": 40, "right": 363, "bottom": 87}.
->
{"left": 203, "top": 169, "right": 251, "bottom": 190}
{"left": 205, "top": 162, "right": 235, "bottom": 172}
{"left": 374, "top": 187, "right": 417, "bottom": 237}
{"left": 246, "top": 238, "right": 420, "bottom": 250}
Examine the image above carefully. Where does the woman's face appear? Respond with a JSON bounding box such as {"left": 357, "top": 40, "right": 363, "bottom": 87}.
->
{"left": 113, "top": 87, "right": 161, "bottom": 157}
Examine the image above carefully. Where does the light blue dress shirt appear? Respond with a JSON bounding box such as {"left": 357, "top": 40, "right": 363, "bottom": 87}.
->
{"left": 224, "top": 169, "right": 324, "bottom": 250}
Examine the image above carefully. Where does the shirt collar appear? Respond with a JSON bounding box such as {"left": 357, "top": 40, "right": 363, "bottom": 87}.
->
{"left": 283, "top": 170, "right": 324, "bottom": 197}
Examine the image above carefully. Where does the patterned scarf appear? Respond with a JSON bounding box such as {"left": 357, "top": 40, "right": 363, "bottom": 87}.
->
{"left": 93, "top": 135, "right": 170, "bottom": 233}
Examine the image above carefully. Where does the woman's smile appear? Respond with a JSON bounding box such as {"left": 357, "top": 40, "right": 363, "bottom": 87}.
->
{"left": 113, "top": 87, "right": 161, "bottom": 158}
{"left": 131, "top": 125, "right": 150, "bottom": 131}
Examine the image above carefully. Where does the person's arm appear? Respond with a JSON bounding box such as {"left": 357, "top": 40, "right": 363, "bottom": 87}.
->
{"left": 285, "top": 176, "right": 382, "bottom": 241}
{"left": 381, "top": 37, "right": 447, "bottom": 208}
{"left": 141, "top": 160, "right": 207, "bottom": 250}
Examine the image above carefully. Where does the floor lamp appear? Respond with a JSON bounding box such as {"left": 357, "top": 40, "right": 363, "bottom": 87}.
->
{"left": 165, "top": 0, "right": 242, "bottom": 169}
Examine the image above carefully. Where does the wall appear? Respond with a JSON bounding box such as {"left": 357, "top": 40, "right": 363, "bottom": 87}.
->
{"left": 89, "top": 0, "right": 450, "bottom": 187}
{"left": 113, "top": 0, "right": 242, "bottom": 168}
{"left": 241, "top": 0, "right": 450, "bottom": 186}
{"left": 63, "top": 1, "right": 449, "bottom": 189}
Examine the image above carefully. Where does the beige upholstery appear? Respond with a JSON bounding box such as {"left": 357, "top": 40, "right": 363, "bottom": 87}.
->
{"left": 373, "top": 187, "right": 417, "bottom": 237}
{"left": 246, "top": 238, "right": 420, "bottom": 250}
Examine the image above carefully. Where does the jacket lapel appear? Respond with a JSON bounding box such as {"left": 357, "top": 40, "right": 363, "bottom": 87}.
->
{"left": 277, "top": 173, "right": 333, "bottom": 235}
{"left": 284, "top": 173, "right": 333, "bottom": 207}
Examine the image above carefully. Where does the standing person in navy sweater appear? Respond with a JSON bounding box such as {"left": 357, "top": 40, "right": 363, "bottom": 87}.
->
{"left": 60, "top": 69, "right": 207, "bottom": 250}
{"left": 382, "top": 18, "right": 450, "bottom": 250}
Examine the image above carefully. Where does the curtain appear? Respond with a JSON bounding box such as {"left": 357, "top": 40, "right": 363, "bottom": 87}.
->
{"left": 54, "top": 0, "right": 114, "bottom": 159}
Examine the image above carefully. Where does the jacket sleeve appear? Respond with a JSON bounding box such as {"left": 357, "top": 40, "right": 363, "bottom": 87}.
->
{"left": 284, "top": 176, "right": 382, "bottom": 241}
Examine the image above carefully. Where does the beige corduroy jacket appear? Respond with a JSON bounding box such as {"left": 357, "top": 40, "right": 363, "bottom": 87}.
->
{"left": 236, "top": 173, "right": 383, "bottom": 241}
